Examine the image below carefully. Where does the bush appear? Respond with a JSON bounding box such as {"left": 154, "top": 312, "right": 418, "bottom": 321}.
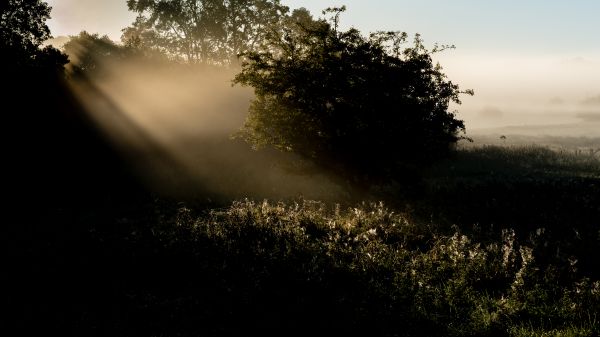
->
{"left": 234, "top": 7, "right": 473, "bottom": 182}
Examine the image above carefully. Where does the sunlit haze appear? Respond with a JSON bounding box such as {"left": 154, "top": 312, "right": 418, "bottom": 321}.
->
{"left": 46, "top": 0, "right": 600, "bottom": 133}
{"left": 67, "top": 59, "right": 344, "bottom": 198}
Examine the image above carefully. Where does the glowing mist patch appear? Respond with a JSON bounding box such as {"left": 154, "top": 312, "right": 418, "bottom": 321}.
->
{"left": 66, "top": 59, "right": 346, "bottom": 200}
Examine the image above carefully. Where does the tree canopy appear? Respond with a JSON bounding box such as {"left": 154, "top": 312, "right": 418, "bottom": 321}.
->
{"left": 234, "top": 7, "right": 473, "bottom": 182}
{"left": 63, "top": 31, "right": 127, "bottom": 75}
{"left": 0, "top": 0, "right": 67, "bottom": 71}
{"left": 124, "top": 0, "right": 290, "bottom": 64}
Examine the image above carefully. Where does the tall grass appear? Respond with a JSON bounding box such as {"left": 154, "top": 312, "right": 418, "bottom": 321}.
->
{"left": 8, "top": 145, "right": 600, "bottom": 336}
{"left": 139, "top": 199, "right": 600, "bottom": 336}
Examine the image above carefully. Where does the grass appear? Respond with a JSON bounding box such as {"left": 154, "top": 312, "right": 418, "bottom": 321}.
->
{"left": 439, "top": 145, "right": 600, "bottom": 178}
{"left": 73, "top": 198, "right": 598, "bottom": 336}
{"left": 7, "top": 144, "right": 600, "bottom": 336}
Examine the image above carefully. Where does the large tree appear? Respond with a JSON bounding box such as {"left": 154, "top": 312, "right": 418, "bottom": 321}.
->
{"left": 0, "top": 0, "right": 67, "bottom": 71}
{"left": 234, "top": 7, "right": 473, "bottom": 182}
{"left": 124, "top": 0, "right": 289, "bottom": 64}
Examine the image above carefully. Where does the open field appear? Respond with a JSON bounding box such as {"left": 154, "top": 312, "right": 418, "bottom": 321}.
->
{"left": 8, "top": 142, "right": 600, "bottom": 336}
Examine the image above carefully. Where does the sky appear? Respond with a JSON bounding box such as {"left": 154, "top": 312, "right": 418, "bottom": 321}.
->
{"left": 45, "top": 0, "right": 600, "bottom": 131}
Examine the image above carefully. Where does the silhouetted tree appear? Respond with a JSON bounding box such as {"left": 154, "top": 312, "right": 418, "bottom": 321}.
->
{"left": 63, "top": 31, "right": 172, "bottom": 77}
{"left": 1, "top": 0, "right": 67, "bottom": 72}
{"left": 2, "top": 1, "right": 120, "bottom": 200}
{"left": 124, "top": 0, "right": 289, "bottom": 64}
{"left": 234, "top": 7, "right": 473, "bottom": 182}
{"left": 62, "top": 31, "right": 126, "bottom": 74}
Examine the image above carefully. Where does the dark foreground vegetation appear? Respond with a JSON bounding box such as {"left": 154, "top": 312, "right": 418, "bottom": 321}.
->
{"left": 7, "top": 146, "right": 600, "bottom": 337}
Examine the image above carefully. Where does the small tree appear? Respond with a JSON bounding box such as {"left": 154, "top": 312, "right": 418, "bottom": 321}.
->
{"left": 234, "top": 7, "right": 473, "bottom": 182}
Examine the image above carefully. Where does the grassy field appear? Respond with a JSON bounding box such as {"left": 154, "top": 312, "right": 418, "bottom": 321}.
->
{"left": 7, "top": 144, "right": 600, "bottom": 336}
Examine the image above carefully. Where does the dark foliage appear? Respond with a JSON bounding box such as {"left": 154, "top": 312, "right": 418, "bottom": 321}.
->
{"left": 8, "top": 196, "right": 599, "bottom": 336}
{"left": 3, "top": 4, "right": 153, "bottom": 336}
{"left": 0, "top": 0, "right": 68, "bottom": 71}
{"left": 63, "top": 31, "right": 129, "bottom": 74}
{"left": 2, "top": 0, "right": 141, "bottom": 201}
{"left": 235, "top": 7, "right": 473, "bottom": 183}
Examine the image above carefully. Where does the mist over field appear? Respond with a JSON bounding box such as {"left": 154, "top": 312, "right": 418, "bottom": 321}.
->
{"left": 62, "top": 49, "right": 599, "bottom": 197}
{"left": 436, "top": 52, "right": 600, "bottom": 133}
{"left": 48, "top": 33, "right": 600, "bottom": 140}
{"left": 67, "top": 58, "right": 346, "bottom": 200}
{"left": 45, "top": 0, "right": 600, "bottom": 136}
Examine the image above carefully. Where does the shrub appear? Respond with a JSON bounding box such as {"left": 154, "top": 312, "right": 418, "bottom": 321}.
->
{"left": 234, "top": 7, "right": 473, "bottom": 182}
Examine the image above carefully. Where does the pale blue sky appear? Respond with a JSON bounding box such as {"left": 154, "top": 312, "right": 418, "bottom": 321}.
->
{"left": 46, "top": 0, "right": 600, "bottom": 129}
{"left": 292, "top": 1, "right": 600, "bottom": 54}
{"left": 47, "top": 0, "right": 600, "bottom": 53}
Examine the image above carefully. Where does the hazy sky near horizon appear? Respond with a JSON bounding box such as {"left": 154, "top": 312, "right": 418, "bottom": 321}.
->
{"left": 46, "top": 0, "right": 600, "bottom": 130}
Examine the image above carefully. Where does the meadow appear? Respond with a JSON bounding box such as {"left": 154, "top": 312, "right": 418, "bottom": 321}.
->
{"left": 9, "top": 143, "right": 600, "bottom": 337}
